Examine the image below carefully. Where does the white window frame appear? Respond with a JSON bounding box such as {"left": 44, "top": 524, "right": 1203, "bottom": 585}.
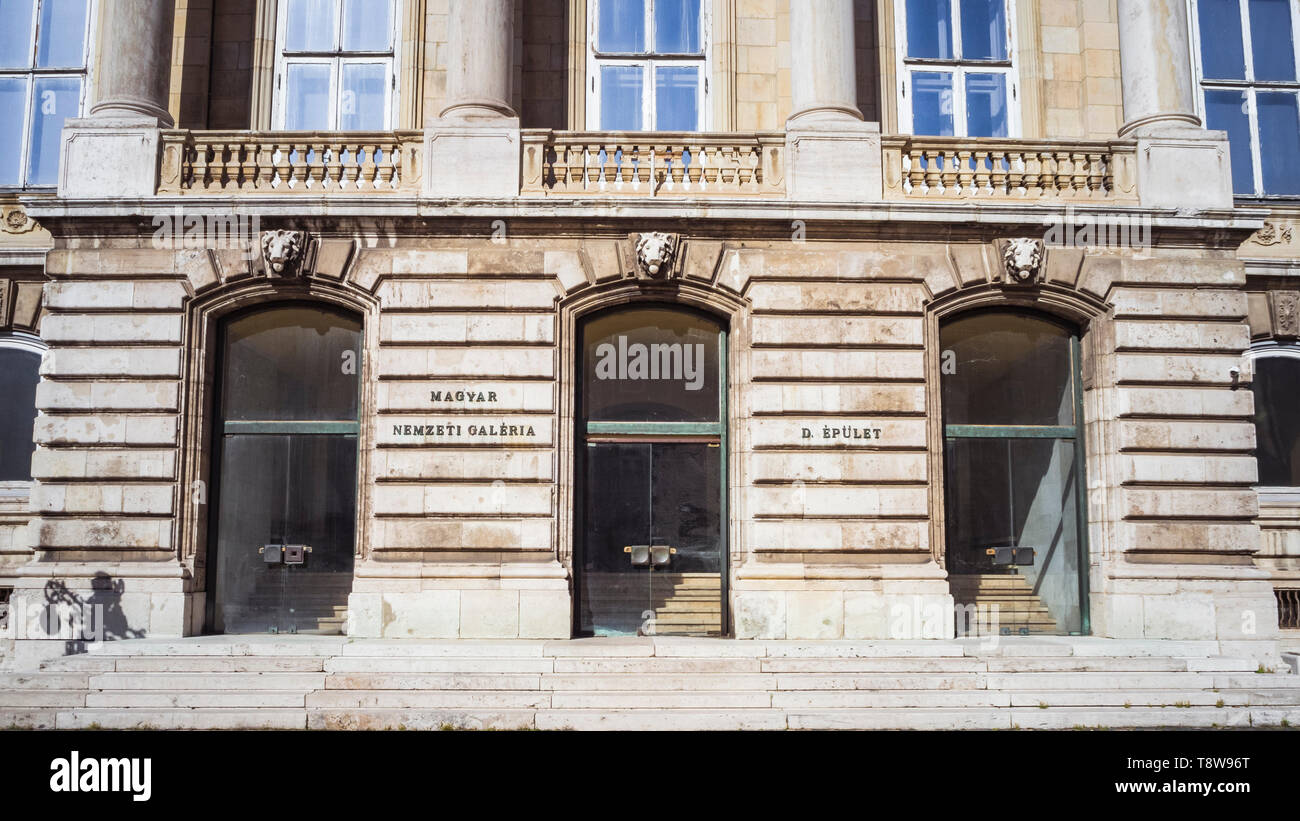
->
{"left": 894, "top": 0, "right": 1021, "bottom": 137}
{"left": 1189, "top": 0, "right": 1300, "bottom": 198}
{"left": 586, "top": 0, "right": 712, "bottom": 131}
{"left": 273, "top": 0, "right": 401, "bottom": 130}
{"left": 0, "top": 332, "right": 46, "bottom": 491}
{"left": 1245, "top": 341, "right": 1300, "bottom": 497}
{"left": 0, "top": 0, "right": 96, "bottom": 189}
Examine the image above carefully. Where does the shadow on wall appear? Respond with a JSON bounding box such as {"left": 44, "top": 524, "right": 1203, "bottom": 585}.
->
{"left": 42, "top": 573, "right": 144, "bottom": 654}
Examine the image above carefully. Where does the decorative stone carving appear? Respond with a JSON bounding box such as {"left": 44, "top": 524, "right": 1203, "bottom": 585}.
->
{"left": 1, "top": 205, "right": 37, "bottom": 234}
{"left": 1271, "top": 291, "right": 1300, "bottom": 338}
{"left": 633, "top": 232, "right": 681, "bottom": 279}
{"left": 1249, "top": 221, "right": 1295, "bottom": 247}
{"left": 260, "top": 230, "right": 307, "bottom": 277}
{"left": 1001, "top": 237, "right": 1045, "bottom": 286}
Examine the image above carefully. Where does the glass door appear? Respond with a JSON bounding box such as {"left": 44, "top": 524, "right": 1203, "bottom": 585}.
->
{"left": 940, "top": 310, "right": 1089, "bottom": 635}
{"left": 576, "top": 306, "right": 727, "bottom": 636}
{"left": 208, "top": 305, "right": 362, "bottom": 634}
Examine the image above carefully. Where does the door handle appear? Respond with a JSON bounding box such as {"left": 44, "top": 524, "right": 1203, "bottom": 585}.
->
{"left": 624, "top": 545, "right": 676, "bottom": 567}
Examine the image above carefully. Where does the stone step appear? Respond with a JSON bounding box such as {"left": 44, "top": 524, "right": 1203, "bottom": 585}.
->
{"left": 770, "top": 673, "right": 987, "bottom": 690}
{"left": 0, "top": 708, "right": 57, "bottom": 729}
{"left": 85, "top": 690, "right": 308, "bottom": 708}
{"left": 773, "top": 690, "right": 1014, "bottom": 709}
{"left": 981, "top": 672, "right": 1217, "bottom": 690}
{"left": 306, "top": 709, "right": 537, "bottom": 731}
{"left": 541, "top": 673, "right": 776, "bottom": 691}
{"left": 324, "top": 657, "right": 556, "bottom": 674}
{"left": 760, "top": 657, "right": 988, "bottom": 673}
{"left": 551, "top": 657, "right": 762, "bottom": 674}
{"left": 109, "top": 656, "right": 328, "bottom": 673}
{"left": 323, "top": 673, "right": 542, "bottom": 690}
{"left": 87, "top": 672, "right": 327, "bottom": 691}
{"left": 0, "top": 673, "right": 91, "bottom": 690}
{"left": 54, "top": 709, "right": 307, "bottom": 730}
{"left": 0, "top": 689, "right": 87, "bottom": 708}
{"left": 548, "top": 690, "right": 774, "bottom": 709}
{"left": 534, "top": 709, "right": 788, "bottom": 731}
{"left": 87, "top": 638, "right": 348, "bottom": 656}
{"left": 306, "top": 690, "right": 550, "bottom": 709}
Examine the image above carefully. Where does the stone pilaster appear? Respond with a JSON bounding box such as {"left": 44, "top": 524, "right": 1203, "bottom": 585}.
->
{"left": 1116, "top": 0, "right": 1233, "bottom": 208}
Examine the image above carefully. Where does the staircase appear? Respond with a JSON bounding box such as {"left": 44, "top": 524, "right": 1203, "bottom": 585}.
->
{"left": 1, "top": 636, "right": 1297, "bottom": 730}
{"left": 949, "top": 574, "right": 1061, "bottom": 634}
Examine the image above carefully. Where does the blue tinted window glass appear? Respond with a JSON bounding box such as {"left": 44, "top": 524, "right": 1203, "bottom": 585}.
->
{"left": 35, "top": 0, "right": 87, "bottom": 68}
{"left": 600, "top": 65, "right": 643, "bottom": 129}
{"left": 27, "top": 75, "right": 79, "bottom": 185}
{"left": 340, "top": 63, "right": 385, "bottom": 129}
{"left": 0, "top": 77, "right": 27, "bottom": 184}
{"left": 655, "top": 65, "right": 698, "bottom": 129}
{"left": 341, "top": 0, "right": 392, "bottom": 51}
{"left": 286, "top": 0, "right": 336, "bottom": 51}
{"left": 1204, "top": 88, "right": 1256, "bottom": 194}
{"left": 913, "top": 71, "right": 955, "bottom": 135}
{"left": 1248, "top": 0, "right": 1296, "bottom": 81}
{"left": 654, "top": 0, "right": 701, "bottom": 53}
{"left": 906, "top": 0, "right": 953, "bottom": 59}
{"left": 599, "top": 0, "right": 646, "bottom": 53}
{"left": 285, "top": 63, "right": 332, "bottom": 129}
{"left": 966, "top": 72, "right": 1007, "bottom": 137}
{"left": 1258, "top": 91, "right": 1300, "bottom": 194}
{"left": 0, "top": 0, "right": 35, "bottom": 69}
{"left": 1199, "top": 0, "right": 1247, "bottom": 80}
{"left": 961, "top": 0, "right": 1007, "bottom": 60}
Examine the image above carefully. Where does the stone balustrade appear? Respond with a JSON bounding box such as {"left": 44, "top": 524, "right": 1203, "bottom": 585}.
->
{"left": 882, "top": 136, "right": 1139, "bottom": 203}
{"left": 148, "top": 128, "right": 1156, "bottom": 205}
{"left": 520, "top": 130, "right": 787, "bottom": 197}
{"left": 157, "top": 131, "right": 424, "bottom": 194}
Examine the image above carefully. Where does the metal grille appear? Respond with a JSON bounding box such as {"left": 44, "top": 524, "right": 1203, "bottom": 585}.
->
{"left": 0, "top": 587, "right": 10, "bottom": 631}
{"left": 1278, "top": 589, "right": 1300, "bottom": 630}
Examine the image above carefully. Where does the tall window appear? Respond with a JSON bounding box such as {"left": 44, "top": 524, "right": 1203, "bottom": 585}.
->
{"left": 275, "top": 0, "right": 398, "bottom": 130}
{"left": 1249, "top": 345, "right": 1300, "bottom": 488}
{"left": 895, "top": 0, "right": 1019, "bottom": 137}
{"left": 1192, "top": 0, "right": 1300, "bottom": 196}
{"left": 588, "top": 0, "right": 708, "bottom": 130}
{"left": 0, "top": 335, "right": 44, "bottom": 483}
{"left": 0, "top": 0, "right": 92, "bottom": 187}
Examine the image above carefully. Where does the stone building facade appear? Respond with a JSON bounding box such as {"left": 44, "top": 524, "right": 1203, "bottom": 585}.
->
{"left": 1, "top": 0, "right": 1298, "bottom": 667}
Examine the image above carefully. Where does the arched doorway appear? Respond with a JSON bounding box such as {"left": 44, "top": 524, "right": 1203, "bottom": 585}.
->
{"left": 206, "top": 304, "right": 362, "bottom": 634}
{"left": 939, "top": 309, "right": 1089, "bottom": 635}
{"left": 575, "top": 304, "right": 727, "bottom": 636}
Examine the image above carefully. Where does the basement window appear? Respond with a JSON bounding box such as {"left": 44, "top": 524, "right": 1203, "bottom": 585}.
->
{"left": 1278, "top": 589, "right": 1300, "bottom": 630}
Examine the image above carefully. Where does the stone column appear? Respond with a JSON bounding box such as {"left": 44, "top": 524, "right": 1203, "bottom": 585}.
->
{"left": 90, "top": 0, "right": 176, "bottom": 125}
{"left": 59, "top": 0, "right": 175, "bottom": 197}
{"left": 787, "top": 0, "right": 863, "bottom": 125}
{"left": 441, "top": 0, "right": 516, "bottom": 120}
{"left": 782, "top": 2, "right": 881, "bottom": 205}
{"left": 426, "top": 0, "right": 520, "bottom": 197}
{"left": 1115, "top": 0, "right": 1232, "bottom": 207}
{"left": 1116, "top": 0, "right": 1199, "bottom": 135}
